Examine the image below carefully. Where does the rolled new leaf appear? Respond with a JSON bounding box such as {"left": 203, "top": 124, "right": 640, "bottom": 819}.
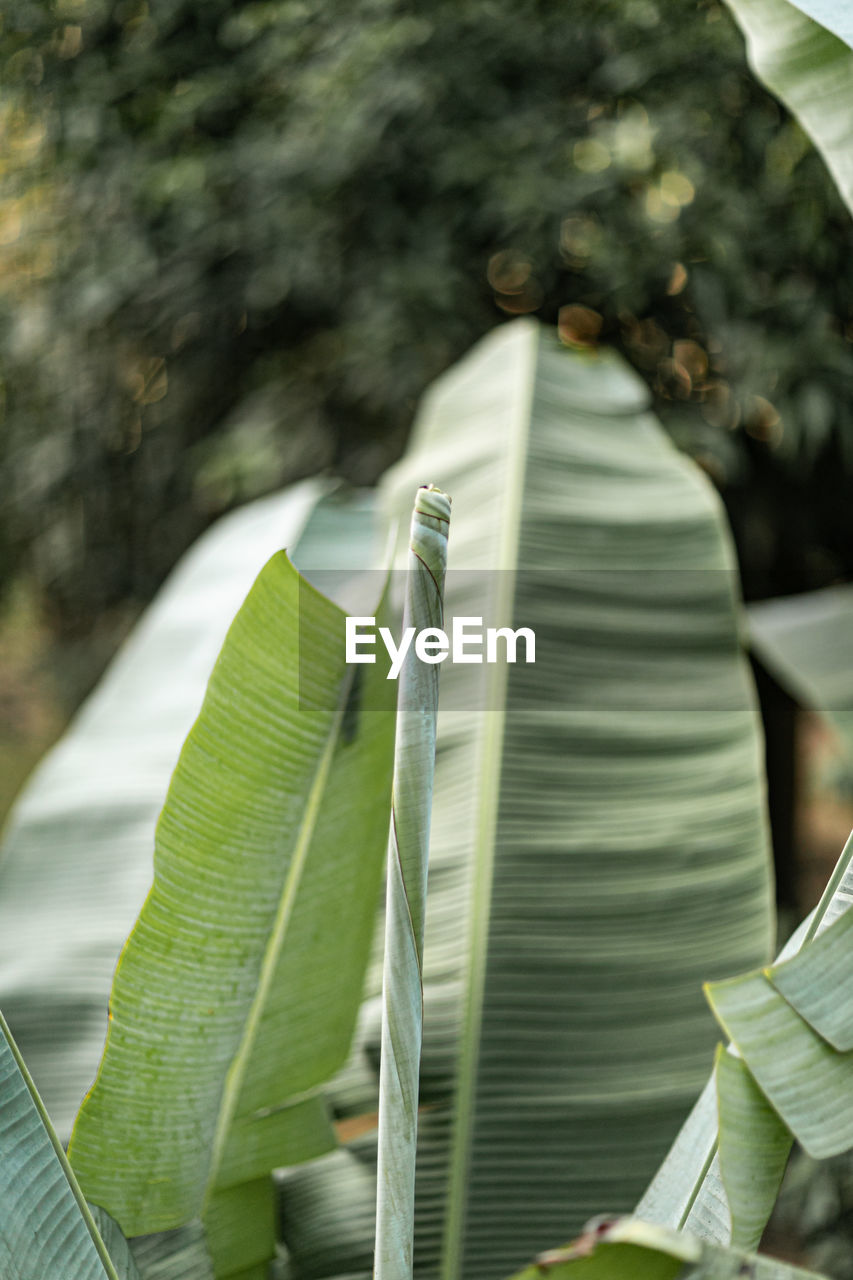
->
{"left": 374, "top": 485, "right": 451, "bottom": 1280}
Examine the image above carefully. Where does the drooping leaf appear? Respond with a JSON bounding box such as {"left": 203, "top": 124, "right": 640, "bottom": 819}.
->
{"left": 0, "top": 1010, "right": 135, "bottom": 1280}
{"left": 713, "top": 1045, "right": 792, "bottom": 1250}
{"left": 748, "top": 584, "right": 853, "bottom": 757}
{"left": 504, "top": 1216, "right": 828, "bottom": 1280}
{"left": 723, "top": 0, "right": 853, "bottom": 217}
{"left": 706, "top": 881, "right": 853, "bottom": 1160}
{"left": 640, "top": 830, "right": 853, "bottom": 1245}
{"left": 707, "top": 968, "right": 853, "bottom": 1159}
{"left": 66, "top": 543, "right": 396, "bottom": 1271}
{"left": 282, "top": 319, "right": 774, "bottom": 1279}
{"left": 768, "top": 903, "right": 853, "bottom": 1049}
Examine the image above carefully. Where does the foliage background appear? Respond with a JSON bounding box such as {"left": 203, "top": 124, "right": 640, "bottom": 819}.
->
{"left": 3, "top": 0, "right": 853, "bottom": 676}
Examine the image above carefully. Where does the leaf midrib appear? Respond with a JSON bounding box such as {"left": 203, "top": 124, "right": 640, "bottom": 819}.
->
{"left": 205, "top": 663, "right": 355, "bottom": 1202}
{"left": 439, "top": 322, "right": 538, "bottom": 1279}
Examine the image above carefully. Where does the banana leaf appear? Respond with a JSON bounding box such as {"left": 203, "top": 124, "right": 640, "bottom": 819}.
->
{"left": 504, "top": 1216, "right": 827, "bottom": 1280}
{"left": 748, "top": 585, "right": 853, "bottom": 756}
{"left": 0, "top": 483, "right": 391, "bottom": 1279}
{"left": 713, "top": 1045, "right": 792, "bottom": 1250}
{"left": 279, "top": 319, "right": 775, "bottom": 1279}
{"left": 374, "top": 487, "right": 451, "bottom": 1280}
{"left": 639, "top": 829, "right": 853, "bottom": 1248}
{"left": 107, "top": 1219, "right": 215, "bottom": 1280}
{"left": 66, "top": 540, "right": 396, "bottom": 1272}
{"left": 0, "top": 1009, "right": 137, "bottom": 1280}
{"left": 722, "top": 0, "right": 853, "bottom": 218}
{"left": 707, "top": 888, "right": 853, "bottom": 1160}
{"left": 0, "top": 480, "right": 329, "bottom": 1141}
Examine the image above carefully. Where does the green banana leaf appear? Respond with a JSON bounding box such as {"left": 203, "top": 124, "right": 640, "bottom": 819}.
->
{"left": 713, "top": 1045, "right": 792, "bottom": 1250}
{"left": 0, "top": 1009, "right": 137, "bottom": 1280}
{"left": 92, "top": 1216, "right": 215, "bottom": 1280}
{"left": 0, "top": 480, "right": 329, "bottom": 1142}
{"left": 748, "top": 585, "right": 853, "bottom": 756}
{"left": 787, "top": 1, "right": 853, "bottom": 43}
{"left": 707, "top": 888, "right": 853, "bottom": 1159}
{"left": 639, "top": 829, "right": 853, "bottom": 1248}
{"left": 66, "top": 539, "right": 396, "bottom": 1271}
{"left": 278, "top": 319, "right": 775, "bottom": 1279}
{"left": 504, "top": 1216, "right": 827, "bottom": 1280}
{"left": 722, "top": 0, "right": 853, "bottom": 218}
{"left": 0, "top": 483, "right": 390, "bottom": 1279}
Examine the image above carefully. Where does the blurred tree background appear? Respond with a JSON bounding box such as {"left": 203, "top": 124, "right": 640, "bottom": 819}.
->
{"left": 4, "top": 1, "right": 853, "bottom": 1268}
{"left": 2, "top": 0, "right": 853, "bottom": 791}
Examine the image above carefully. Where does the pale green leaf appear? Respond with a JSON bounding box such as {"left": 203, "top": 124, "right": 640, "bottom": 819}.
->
{"left": 88, "top": 1208, "right": 149, "bottom": 1280}
{"left": 0, "top": 1011, "right": 133, "bottom": 1280}
{"left": 638, "top": 831, "right": 853, "bottom": 1242}
{"left": 723, "top": 0, "right": 853, "bottom": 218}
{"left": 748, "top": 585, "right": 853, "bottom": 757}
{"left": 0, "top": 484, "right": 385, "bottom": 1279}
{"left": 768, "top": 902, "right": 853, "bottom": 1048}
{"left": 375, "top": 487, "right": 451, "bottom": 1280}
{"left": 706, "top": 967, "right": 853, "bottom": 1159}
{"left": 634, "top": 1077, "right": 723, "bottom": 1238}
{"left": 120, "top": 1220, "right": 214, "bottom": 1280}
{"left": 714, "top": 1045, "right": 792, "bottom": 1250}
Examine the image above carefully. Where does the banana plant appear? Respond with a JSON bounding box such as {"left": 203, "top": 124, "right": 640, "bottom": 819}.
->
{"left": 278, "top": 318, "right": 775, "bottom": 1280}
{"left": 0, "top": 320, "right": 777, "bottom": 1279}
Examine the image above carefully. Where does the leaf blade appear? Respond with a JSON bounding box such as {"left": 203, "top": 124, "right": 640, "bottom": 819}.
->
{"left": 295, "top": 320, "right": 774, "bottom": 1279}
{"left": 723, "top": 0, "right": 853, "bottom": 218}
{"left": 0, "top": 1011, "right": 132, "bottom": 1280}
{"left": 67, "top": 549, "right": 395, "bottom": 1252}
{"left": 714, "top": 1044, "right": 792, "bottom": 1250}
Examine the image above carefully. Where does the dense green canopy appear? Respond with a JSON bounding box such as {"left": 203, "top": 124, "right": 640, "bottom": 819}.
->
{"left": 2, "top": 0, "right": 853, "bottom": 634}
